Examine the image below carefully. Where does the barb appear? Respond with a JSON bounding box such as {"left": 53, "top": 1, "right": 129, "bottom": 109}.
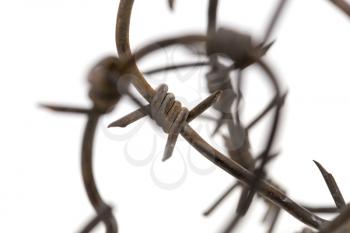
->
{"left": 109, "top": 90, "right": 221, "bottom": 128}
{"left": 187, "top": 90, "right": 222, "bottom": 121}
{"left": 203, "top": 154, "right": 278, "bottom": 217}
{"left": 203, "top": 182, "right": 240, "bottom": 216}
{"left": 262, "top": 0, "right": 290, "bottom": 44}
{"left": 211, "top": 114, "right": 228, "bottom": 136}
{"left": 108, "top": 105, "right": 149, "bottom": 128}
{"left": 40, "top": 104, "right": 92, "bottom": 114}
{"left": 207, "top": 0, "right": 219, "bottom": 46}
{"left": 246, "top": 92, "right": 288, "bottom": 131}
{"left": 314, "top": 160, "right": 346, "bottom": 211}
{"left": 266, "top": 208, "right": 281, "bottom": 233}
{"left": 144, "top": 61, "right": 210, "bottom": 76}
{"left": 110, "top": 86, "right": 222, "bottom": 161}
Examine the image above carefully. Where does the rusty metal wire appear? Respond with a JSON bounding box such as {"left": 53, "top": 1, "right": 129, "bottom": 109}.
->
{"left": 40, "top": 0, "right": 350, "bottom": 232}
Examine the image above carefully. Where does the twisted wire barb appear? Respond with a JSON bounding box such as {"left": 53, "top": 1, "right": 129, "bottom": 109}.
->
{"left": 109, "top": 84, "right": 222, "bottom": 161}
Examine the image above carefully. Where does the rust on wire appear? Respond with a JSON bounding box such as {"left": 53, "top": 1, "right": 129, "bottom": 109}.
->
{"left": 39, "top": 0, "right": 350, "bottom": 232}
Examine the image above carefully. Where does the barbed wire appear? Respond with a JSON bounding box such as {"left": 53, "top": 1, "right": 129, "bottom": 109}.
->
{"left": 41, "top": 0, "right": 350, "bottom": 232}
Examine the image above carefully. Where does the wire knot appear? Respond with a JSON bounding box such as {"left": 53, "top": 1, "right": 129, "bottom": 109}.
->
{"left": 109, "top": 84, "right": 222, "bottom": 161}
{"left": 151, "top": 84, "right": 189, "bottom": 135}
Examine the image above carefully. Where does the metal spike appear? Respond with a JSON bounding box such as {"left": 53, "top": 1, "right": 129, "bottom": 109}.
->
{"left": 246, "top": 92, "right": 287, "bottom": 131}
{"left": 203, "top": 182, "right": 240, "bottom": 217}
{"left": 266, "top": 208, "right": 281, "bottom": 233}
{"left": 109, "top": 90, "right": 221, "bottom": 129}
{"left": 211, "top": 114, "right": 226, "bottom": 136}
{"left": 40, "top": 104, "right": 91, "bottom": 114}
{"left": 255, "top": 151, "right": 280, "bottom": 164}
{"left": 262, "top": 0, "right": 289, "bottom": 44}
{"left": 187, "top": 90, "right": 222, "bottom": 122}
{"left": 162, "top": 108, "right": 189, "bottom": 161}
{"left": 163, "top": 132, "right": 180, "bottom": 162}
{"left": 108, "top": 105, "right": 149, "bottom": 128}
{"left": 236, "top": 187, "right": 253, "bottom": 216}
{"left": 314, "top": 160, "right": 346, "bottom": 211}
{"left": 144, "top": 61, "right": 209, "bottom": 75}
{"left": 261, "top": 40, "right": 276, "bottom": 54}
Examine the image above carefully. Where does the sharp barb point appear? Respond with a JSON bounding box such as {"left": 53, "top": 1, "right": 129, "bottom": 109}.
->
{"left": 39, "top": 103, "right": 90, "bottom": 114}
{"left": 162, "top": 133, "right": 179, "bottom": 162}
{"left": 108, "top": 121, "right": 125, "bottom": 128}
{"left": 313, "top": 160, "right": 346, "bottom": 211}
{"left": 187, "top": 90, "right": 222, "bottom": 122}
{"left": 263, "top": 0, "right": 289, "bottom": 43}
{"left": 203, "top": 182, "right": 240, "bottom": 217}
{"left": 211, "top": 118, "right": 224, "bottom": 136}
{"left": 108, "top": 105, "right": 149, "bottom": 128}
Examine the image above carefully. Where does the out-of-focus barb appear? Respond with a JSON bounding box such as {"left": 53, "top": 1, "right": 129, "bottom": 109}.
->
{"left": 39, "top": 104, "right": 92, "bottom": 114}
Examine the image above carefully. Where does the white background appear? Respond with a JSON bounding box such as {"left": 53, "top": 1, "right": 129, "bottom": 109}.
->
{"left": 1, "top": 0, "right": 350, "bottom": 232}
